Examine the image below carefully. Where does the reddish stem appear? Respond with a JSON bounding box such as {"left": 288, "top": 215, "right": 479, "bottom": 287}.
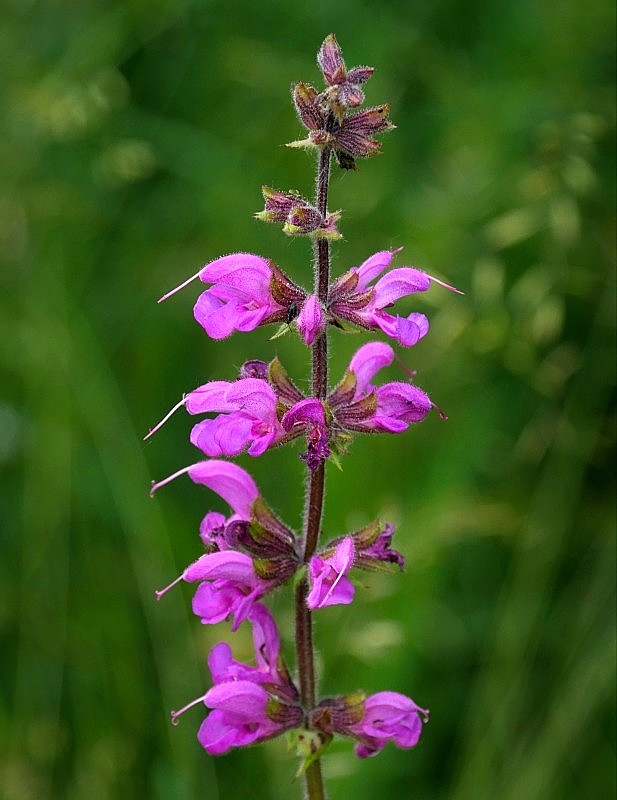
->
{"left": 295, "top": 140, "right": 332, "bottom": 800}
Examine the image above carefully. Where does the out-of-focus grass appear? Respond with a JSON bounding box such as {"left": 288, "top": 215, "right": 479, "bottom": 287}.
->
{"left": 0, "top": 1, "right": 614, "bottom": 799}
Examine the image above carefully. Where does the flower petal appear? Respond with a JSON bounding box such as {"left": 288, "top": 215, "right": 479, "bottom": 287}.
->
{"left": 296, "top": 294, "right": 325, "bottom": 346}
{"left": 354, "top": 250, "right": 396, "bottom": 290}
{"left": 185, "top": 381, "right": 237, "bottom": 414}
{"left": 348, "top": 342, "right": 394, "bottom": 397}
{"left": 199, "top": 253, "right": 272, "bottom": 286}
{"left": 185, "top": 460, "right": 259, "bottom": 517}
{"left": 372, "top": 267, "right": 432, "bottom": 308}
{"left": 281, "top": 398, "right": 326, "bottom": 431}
{"left": 225, "top": 378, "right": 278, "bottom": 421}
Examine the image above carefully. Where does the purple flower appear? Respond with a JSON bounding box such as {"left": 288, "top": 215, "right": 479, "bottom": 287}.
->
{"left": 190, "top": 378, "right": 284, "bottom": 457}
{"left": 150, "top": 461, "right": 272, "bottom": 627}
{"left": 157, "top": 252, "right": 333, "bottom": 346}
{"left": 199, "top": 682, "right": 281, "bottom": 754}
{"left": 207, "top": 603, "right": 284, "bottom": 686}
{"left": 349, "top": 692, "right": 429, "bottom": 758}
{"left": 307, "top": 536, "right": 355, "bottom": 609}
{"left": 330, "top": 341, "right": 434, "bottom": 433}
{"left": 326, "top": 519, "right": 405, "bottom": 574}
{"left": 312, "top": 690, "right": 429, "bottom": 758}
{"left": 328, "top": 249, "right": 462, "bottom": 346}
{"left": 199, "top": 511, "right": 229, "bottom": 550}
{"left": 356, "top": 522, "right": 405, "bottom": 571}
{"left": 146, "top": 378, "right": 284, "bottom": 457}
{"left": 171, "top": 606, "right": 302, "bottom": 755}
{"left": 295, "top": 294, "right": 325, "bottom": 346}
{"left": 151, "top": 461, "right": 300, "bottom": 627}
{"left": 155, "top": 547, "right": 271, "bottom": 631}
{"left": 157, "top": 253, "right": 306, "bottom": 340}
{"left": 187, "top": 550, "right": 272, "bottom": 630}
{"left": 281, "top": 398, "right": 331, "bottom": 470}
{"left": 205, "top": 605, "right": 298, "bottom": 700}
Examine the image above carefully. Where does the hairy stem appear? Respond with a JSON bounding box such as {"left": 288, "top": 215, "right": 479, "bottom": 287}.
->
{"left": 295, "top": 142, "right": 332, "bottom": 800}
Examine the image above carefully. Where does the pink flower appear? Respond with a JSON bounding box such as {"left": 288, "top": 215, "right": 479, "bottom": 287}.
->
{"left": 146, "top": 378, "right": 284, "bottom": 457}
{"left": 281, "top": 398, "right": 331, "bottom": 470}
{"left": 150, "top": 461, "right": 271, "bottom": 628}
{"left": 170, "top": 606, "right": 301, "bottom": 755}
{"left": 207, "top": 604, "right": 295, "bottom": 692}
{"left": 189, "top": 378, "right": 284, "bottom": 457}
{"left": 328, "top": 249, "right": 462, "bottom": 346}
{"left": 295, "top": 294, "right": 325, "bottom": 346}
{"left": 187, "top": 550, "right": 271, "bottom": 630}
{"left": 158, "top": 253, "right": 305, "bottom": 339}
{"left": 330, "top": 341, "right": 434, "bottom": 433}
{"left": 349, "top": 691, "right": 429, "bottom": 758}
{"left": 151, "top": 461, "right": 299, "bottom": 627}
{"left": 155, "top": 547, "right": 271, "bottom": 631}
{"left": 307, "top": 536, "right": 355, "bottom": 609}
{"left": 199, "top": 677, "right": 303, "bottom": 755}
{"left": 328, "top": 519, "right": 405, "bottom": 573}
{"left": 356, "top": 522, "right": 405, "bottom": 571}
{"left": 312, "top": 690, "right": 429, "bottom": 759}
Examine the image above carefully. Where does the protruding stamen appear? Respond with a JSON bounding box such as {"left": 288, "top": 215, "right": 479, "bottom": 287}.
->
{"left": 431, "top": 400, "right": 448, "bottom": 421}
{"left": 429, "top": 274, "right": 464, "bottom": 295}
{"left": 393, "top": 351, "right": 417, "bottom": 382}
{"left": 155, "top": 573, "right": 184, "bottom": 600}
{"left": 149, "top": 465, "right": 192, "bottom": 497}
{"left": 144, "top": 397, "right": 187, "bottom": 441}
{"left": 170, "top": 694, "right": 206, "bottom": 725}
{"left": 318, "top": 565, "right": 348, "bottom": 608}
{"left": 157, "top": 268, "right": 203, "bottom": 303}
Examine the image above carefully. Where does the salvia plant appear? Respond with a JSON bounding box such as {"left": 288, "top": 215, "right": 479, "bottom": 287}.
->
{"left": 148, "top": 34, "right": 461, "bottom": 799}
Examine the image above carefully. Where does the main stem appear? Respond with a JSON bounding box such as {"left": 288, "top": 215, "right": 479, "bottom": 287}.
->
{"left": 295, "top": 142, "right": 332, "bottom": 800}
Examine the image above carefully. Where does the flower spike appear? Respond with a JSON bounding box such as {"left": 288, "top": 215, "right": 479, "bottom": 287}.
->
{"left": 150, "top": 34, "right": 461, "bottom": 790}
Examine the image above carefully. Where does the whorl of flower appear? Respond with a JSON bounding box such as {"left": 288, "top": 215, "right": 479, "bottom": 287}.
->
{"left": 289, "top": 82, "right": 395, "bottom": 169}
{"left": 311, "top": 691, "right": 429, "bottom": 758}
{"left": 171, "top": 606, "right": 302, "bottom": 755}
{"left": 149, "top": 344, "right": 435, "bottom": 470}
{"left": 328, "top": 249, "right": 462, "bottom": 346}
{"left": 255, "top": 186, "right": 342, "bottom": 239}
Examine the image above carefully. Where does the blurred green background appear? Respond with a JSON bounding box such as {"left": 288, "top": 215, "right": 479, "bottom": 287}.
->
{"left": 1, "top": 0, "right": 615, "bottom": 798}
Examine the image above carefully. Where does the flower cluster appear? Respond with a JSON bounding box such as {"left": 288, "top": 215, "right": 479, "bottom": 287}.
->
{"left": 158, "top": 248, "right": 459, "bottom": 347}
{"left": 148, "top": 33, "right": 459, "bottom": 789}
{"left": 146, "top": 339, "right": 436, "bottom": 468}
{"left": 150, "top": 459, "right": 406, "bottom": 622}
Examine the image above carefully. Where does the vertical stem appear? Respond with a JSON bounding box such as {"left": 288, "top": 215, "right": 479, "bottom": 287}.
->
{"left": 295, "top": 142, "right": 332, "bottom": 800}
